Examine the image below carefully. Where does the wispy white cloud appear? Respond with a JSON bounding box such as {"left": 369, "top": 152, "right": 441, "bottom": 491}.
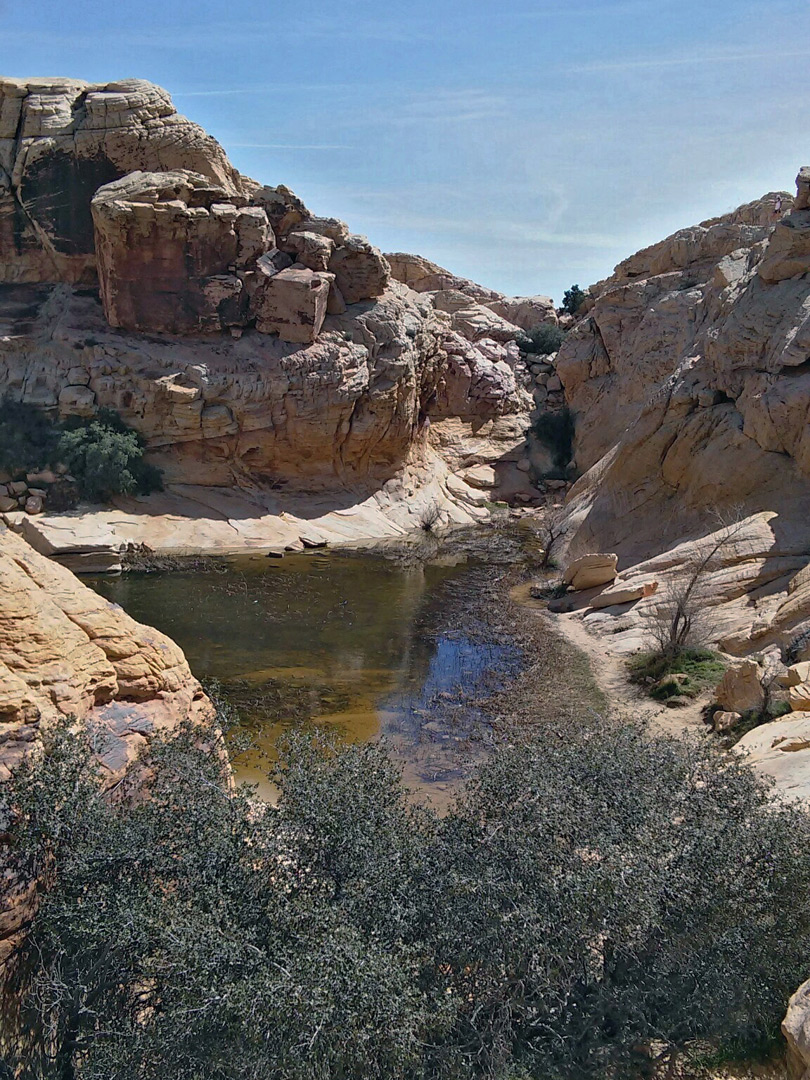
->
{"left": 570, "top": 46, "right": 810, "bottom": 73}
{"left": 229, "top": 142, "right": 355, "bottom": 151}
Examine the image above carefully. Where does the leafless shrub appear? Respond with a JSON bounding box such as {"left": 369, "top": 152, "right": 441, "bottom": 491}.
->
{"left": 417, "top": 500, "right": 442, "bottom": 533}
{"left": 646, "top": 508, "right": 748, "bottom": 660}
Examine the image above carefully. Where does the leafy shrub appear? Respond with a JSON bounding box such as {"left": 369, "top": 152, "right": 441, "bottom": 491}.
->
{"left": 518, "top": 323, "right": 566, "bottom": 356}
{"left": 0, "top": 400, "right": 161, "bottom": 505}
{"left": 59, "top": 409, "right": 162, "bottom": 503}
{"left": 4, "top": 716, "right": 810, "bottom": 1079}
{"left": 529, "top": 405, "right": 575, "bottom": 471}
{"left": 561, "top": 284, "right": 586, "bottom": 315}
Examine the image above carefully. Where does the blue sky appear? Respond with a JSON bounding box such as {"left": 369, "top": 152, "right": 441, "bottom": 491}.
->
{"left": 4, "top": 0, "right": 809, "bottom": 300}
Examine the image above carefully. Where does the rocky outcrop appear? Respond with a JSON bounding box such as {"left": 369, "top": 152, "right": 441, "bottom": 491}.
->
{"left": 90, "top": 168, "right": 392, "bottom": 340}
{"left": 0, "top": 78, "right": 241, "bottom": 285}
{"left": 0, "top": 278, "right": 527, "bottom": 493}
{"left": 92, "top": 170, "right": 270, "bottom": 335}
{"left": 386, "top": 250, "right": 559, "bottom": 337}
{"left": 0, "top": 525, "right": 212, "bottom": 962}
{"left": 0, "top": 78, "right": 530, "bottom": 517}
{"left": 557, "top": 178, "right": 810, "bottom": 622}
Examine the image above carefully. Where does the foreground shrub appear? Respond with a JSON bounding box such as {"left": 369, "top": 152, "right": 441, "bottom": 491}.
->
{"left": 0, "top": 399, "right": 162, "bottom": 504}
{"left": 3, "top": 717, "right": 810, "bottom": 1079}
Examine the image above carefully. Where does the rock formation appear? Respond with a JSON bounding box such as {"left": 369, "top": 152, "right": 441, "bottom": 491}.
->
{"left": 0, "top": 77, "right": 541, "bottom": 549}
{"left": 555, "top": 180, "right": 810, "bottom": 651}
{"left": 0, "top": 524, "right": 212, "bottom": 962}
{"left": 0, "top": 78, "right": 241, "bottom": 285}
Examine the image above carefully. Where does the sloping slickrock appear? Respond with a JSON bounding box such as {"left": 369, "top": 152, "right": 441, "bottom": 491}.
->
{"left": 735, "top": 714, "right": 810, "bottom": 802}
{"left": 557, "top": 180, "right": 810, "bottom": 598}
{"left": 0, "top": 525, "right": 212, "bottom": 962}
{"left": 0, "top": 77, "right": 242, "bottom": 284}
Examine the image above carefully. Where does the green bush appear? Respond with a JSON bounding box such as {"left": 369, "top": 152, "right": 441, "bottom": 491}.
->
{"left": 0, "top": 400, "right": 162, "bottom": 505}
{"left": 561, "top": 284, "right": 586, "bottom": 316}
{"left": 4, "top": 715, "right": 810, "bottom": 1079}
{"left": 518, "top": 323, "right": 566, "bottom": 356}
{"left": 59, "top": 409, "right": 162, "bottom": 503}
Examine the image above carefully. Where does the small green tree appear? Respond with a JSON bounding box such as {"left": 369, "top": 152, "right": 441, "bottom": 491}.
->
{"left": 58, "top": 410, "right": 162, "bottom": 503}
{"left": 561, "top": 284, "right": 586, "bottom": 316}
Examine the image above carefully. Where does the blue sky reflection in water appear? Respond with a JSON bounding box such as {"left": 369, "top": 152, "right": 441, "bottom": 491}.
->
{"left": 89, "top": 551, "right": 522, "bottom": 805}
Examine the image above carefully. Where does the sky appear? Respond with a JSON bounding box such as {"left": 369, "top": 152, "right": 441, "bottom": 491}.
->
{"left": 3, "top": 0, "right": 809, "bottom": 301}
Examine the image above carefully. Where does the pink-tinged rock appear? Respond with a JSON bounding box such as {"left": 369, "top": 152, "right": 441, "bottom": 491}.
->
{"left": 252, "top": 267, "right": 332, "bottom": 343}
{"left": 92, "top": 170, "right": 268, "bottom": 334}
{"left": 328, "top": 235, "right": 390, "bottom": 305}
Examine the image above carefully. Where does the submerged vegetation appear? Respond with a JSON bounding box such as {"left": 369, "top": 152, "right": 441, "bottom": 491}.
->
{"left": 0, "top": 399, "right": 162, "bottom": 505}
{"left": 3, "top": 713, "right": 810, "bottom": 1079}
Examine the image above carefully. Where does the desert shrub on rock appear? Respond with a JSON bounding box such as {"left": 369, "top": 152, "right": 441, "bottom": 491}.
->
{"left": 518, "top": 323, "right": 566, "bottom": 356}
{"left": 59, "top": 409, "right": 162, "bottom": 503}
{"left": 561, "top": 284, "right": 586, "bottom": 315}
{"left": 3, "top": 717, "right": 810, "bottom": 1079}
{"left": 0, "top": 401, "right": 161, "bottom": 505}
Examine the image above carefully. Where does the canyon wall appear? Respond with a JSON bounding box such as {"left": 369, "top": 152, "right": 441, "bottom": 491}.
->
{"left": 0, "top": 524, "right": 212, "bottom": 964}
{"left": 555, "top": 178, "right": 810, "bottom": 661}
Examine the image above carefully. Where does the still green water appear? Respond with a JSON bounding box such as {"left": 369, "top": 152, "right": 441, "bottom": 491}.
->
{"left": 88, "top": 541, "right": 524, "bottom": 805}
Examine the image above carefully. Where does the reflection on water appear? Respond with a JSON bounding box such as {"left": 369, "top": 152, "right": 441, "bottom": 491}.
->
{"left": 88, "top": 545, "right": 523, "bottom": 805}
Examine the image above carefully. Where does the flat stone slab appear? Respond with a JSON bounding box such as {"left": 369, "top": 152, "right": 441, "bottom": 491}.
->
{"left": 6, "top": 474, "right": 487, "bottom": 568}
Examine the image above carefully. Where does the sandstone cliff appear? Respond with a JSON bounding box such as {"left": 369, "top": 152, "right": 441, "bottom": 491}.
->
{"left": 554, "top": 180, "right": 810, "bottom": 656}
{"left": 0, "top": 524, "right": 212, "bottom": 962}
{"left": 0, "top": 77, "right": 545, "bottom": 552}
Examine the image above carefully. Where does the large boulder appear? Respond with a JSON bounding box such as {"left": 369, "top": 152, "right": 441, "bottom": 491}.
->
{"left": 784, "top": 979, "right": 810, "bottom": 1080}
{"left": 0, "top": 77, "right": 242, "bottom": 285}
{"left": 715, "top": 659, "right": 765, "bottom": 715}
{"left": 328, "top": 235, "right": 390, "bottom": 305}
{"left": 252, "top": 266, "right": 332, "bottom": 343}
{"left": 563, "top": 553, "right": 618, "bottom": 591}
{"left": 91, "top": 170, "right": 270, "bottom": 334}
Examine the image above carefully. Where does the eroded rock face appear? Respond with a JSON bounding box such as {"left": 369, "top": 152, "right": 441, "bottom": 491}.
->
{"left": 386, "top": 250, "right": 559, "bottom": 341}
{"left": 557, "top": 183, "right": 810, "bottom": 577}
{"left": 92, "top": 170, "right": 269, "bottom": 334}
{"left": 0, "top": 280, "right": 528, "bottom": 491}
{"left": 0, "top": 525, "right": 212, "bottom": 962}
{"left": 0, "top": 77, "right": 242, "bottom": 285}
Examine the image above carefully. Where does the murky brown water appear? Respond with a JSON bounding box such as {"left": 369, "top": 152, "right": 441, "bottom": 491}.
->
{"left": 88, "top": 530, "right": 534, "bottom": 806}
